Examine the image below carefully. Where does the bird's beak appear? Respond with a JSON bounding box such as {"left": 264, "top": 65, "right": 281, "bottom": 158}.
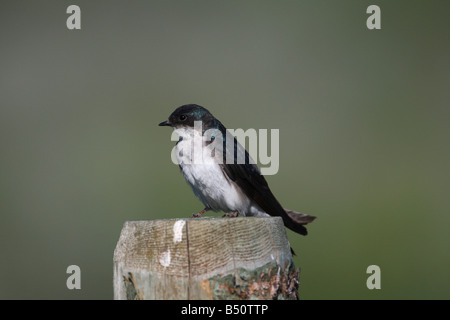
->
{"left": 158, "top": 120, "right": 171, "bottom": 127}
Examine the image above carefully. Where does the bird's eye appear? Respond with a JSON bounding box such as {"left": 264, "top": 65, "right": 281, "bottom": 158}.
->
{"left": 179, "top": 114, "right": 187, "bottom": 121}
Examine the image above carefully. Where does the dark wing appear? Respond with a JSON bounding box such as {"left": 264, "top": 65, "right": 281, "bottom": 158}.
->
{"left": 218, "top": 128, "right": 308, "bottom": 235}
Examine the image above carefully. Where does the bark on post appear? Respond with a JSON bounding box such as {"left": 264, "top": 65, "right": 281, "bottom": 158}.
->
{"left": 113, "top": 217, "right": 300, "bottom": 300}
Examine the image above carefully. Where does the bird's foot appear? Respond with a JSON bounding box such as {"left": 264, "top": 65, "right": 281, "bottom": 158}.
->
{"left": 191, "top": 208, "right": 207, "bottom": 218}
{"left": 222, "top": 211, "right": 239, "bottom": 218}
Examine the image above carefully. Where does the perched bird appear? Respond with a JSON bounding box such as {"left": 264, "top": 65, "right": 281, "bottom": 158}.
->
{"left": 159, "top": 104, "right": 316, "bottom": 236}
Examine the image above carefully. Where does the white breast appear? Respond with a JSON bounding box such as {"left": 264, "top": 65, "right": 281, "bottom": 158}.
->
{"left": 174, "top": 127, "right": 251, "bottom": 213}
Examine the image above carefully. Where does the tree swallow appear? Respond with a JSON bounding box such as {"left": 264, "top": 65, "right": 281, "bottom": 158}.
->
{"left": 159, "top": 104, "right": 316, "bottom": 236}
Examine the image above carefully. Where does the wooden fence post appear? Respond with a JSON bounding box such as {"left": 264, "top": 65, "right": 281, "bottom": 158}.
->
{"left": 113, "top": 217, "right": 300, "bottom": 300}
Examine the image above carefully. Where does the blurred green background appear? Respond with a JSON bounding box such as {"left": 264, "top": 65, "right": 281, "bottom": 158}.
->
{"left": 0, "top": 0, "right": 449, "bottom": 299}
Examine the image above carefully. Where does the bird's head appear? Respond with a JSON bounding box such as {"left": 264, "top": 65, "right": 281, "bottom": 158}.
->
{"left": 159, "top": 104, "right": 215, "bottom": 131}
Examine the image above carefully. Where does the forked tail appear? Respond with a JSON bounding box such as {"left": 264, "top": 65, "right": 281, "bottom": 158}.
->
{"left": 283, "top": 208, "right": 316, "bottom": 236}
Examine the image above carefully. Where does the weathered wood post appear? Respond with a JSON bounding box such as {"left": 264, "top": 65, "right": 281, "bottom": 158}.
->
{"left": 113, "top": 217, "right": 300, "bottom": 300}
